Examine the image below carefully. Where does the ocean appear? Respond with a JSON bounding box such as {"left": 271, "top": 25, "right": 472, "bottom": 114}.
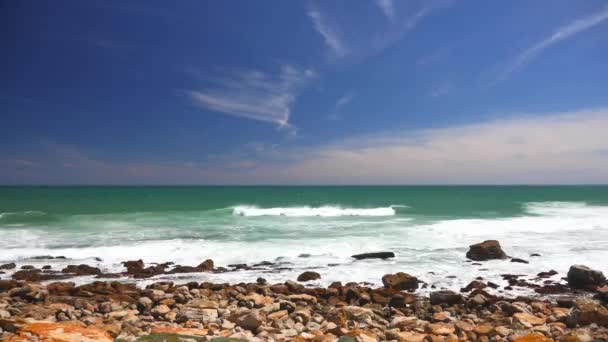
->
{"left": 1, "top": 186, "right": 607, "bottom": 293}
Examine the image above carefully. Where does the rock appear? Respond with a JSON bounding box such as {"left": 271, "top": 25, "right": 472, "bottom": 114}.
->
{"left": 474, "top": 324, "right": 494, "bottom": 335}
{"left": 197, "top": 259, "right": 214, "bottom": 271}
{"left": 511, "top": 258, "right": 530, "bottom": 264}
{"left": 0, "top": 263, "right": 16, "bottom": 270}
{"left": 235, "top": 310, "right": 264, "bottom": 331}
{"left": 396, "top": 331, "right": 427, "bottom": 342}
{"left": 567, "top": 265, "right": 606, "bottom": 289}
{"left": 151, "top": 304, "right": 171, "bottom": 316}
{"left": 122, "top": 259, "right": 144, "bottom": 271}
{"left": 351, "top": 252, "right": 395, "bottom": 260}
{"left": 461, "top": 280, "right": 487, "bottom": 292}
{"left": 11, "top": 269, "right": 69, "bottom": 282}
{"left": 0, "top": 280, "right": 19, "bottom": 292}
{"left": 466, "top": 240, "right": 507, "bottom": 261}
{"left": 47, "top": 282, "right": 75, "bottom": 295}
{"left": 514, "top": 312, "right": 547, "bottom": 327}
{"left": 537, "top": 270, "right": 558, "bottom": 278}
{"left": 382, "top": 272, "right": 419, "bottom": 291}
{"left": 427, "top": 323, "right": 455, "bottom": 335}
{"left": 9, "top": 322, "right": 113, "bottom": 342}
{"left": 297, "top": 271, "right": 321, "bottom": 282}
{"left": 430, "top": 290, "right": 463, "bottom": 305}
{"left": 150, "top": 326, "right": 209, "bottom": 336}
{"left": 569, "top": 299, "right": 608, "bottom": 327}
{"left": 513, "top": 333, "right": 555, "bottom": 342}
{"left": 61, "top": 264, "right": 102, "bottom": 276}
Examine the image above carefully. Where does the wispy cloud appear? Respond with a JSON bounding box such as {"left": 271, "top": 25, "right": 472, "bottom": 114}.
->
{"left": 189, "top": 65, "right": 314, "bottom": 127}
{"left": 375, "top": 0, "right": 395, "bottom": 20}
{"left": 307, "top": 6, "right": 348, "bottom": 57}
{"left": 328, "top": 92, "right": 355, "bottom": 120}
{"left": 498, "top": 6, "right": 608, "bottom": 82}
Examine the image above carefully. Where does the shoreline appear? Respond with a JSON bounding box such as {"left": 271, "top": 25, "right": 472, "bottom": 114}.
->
{"left": 1, "top": 242, "right": 607, "bottom": 341}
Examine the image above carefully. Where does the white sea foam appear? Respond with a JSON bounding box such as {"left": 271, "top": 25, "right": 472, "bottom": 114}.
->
{"left": 0, "top": 201, "right": 607, "bottom": 294}
{"left": 232, "top": 205, "right": 397, "bottom": 217}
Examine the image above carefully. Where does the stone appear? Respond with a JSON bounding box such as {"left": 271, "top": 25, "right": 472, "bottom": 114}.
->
{"left": 235, "top": 310, "right": 263, "bottom": 331}
{"left": 511, "top": 258, "right": 530, "bottom": 264}
{"left": 150, "top": 326, "right": 209, "bottom": 336}
{"left": 0, "top": 263, "right": 16, "bottom": 270}
{"left": 461, "top": 280, "right": 487, "bottom": 292}
{"left": 9, "top": 322, "right": 113, "bottom": 342}
{"left": 466, "top": 240, "right": 507, "bottom": 261}
{"left": 567, "top": 265, "right": 606, "bottom": 289}
{"left": 351, "top": 252, "right": 395, "bottom": 260}
{"left": 569, "top": 299, "right": 608, "bottom": 327}
{"left": 61, "top": 264, "right": 102, "bottom": 276}
{"left": 513, "top": 333, "right": 554, "bottom": 342}
{"left": 474, "top": 324, "right": 494, "bottom": 335}
{"left": 427, "top": 323, "right": 455, "bottom": 335}
{"left": 197, "top": 259, "right": 214, "bottom": 271}
{"left": 151, "top": 304, "right": 171, "bottom": 316}
{"left": 396, "top": 331, "right": 427, "bottom": 342}
{"left": 514, "top": 312, "right": 547, "bottom": 327}
{"left": 382, "top": 272, "right": 419, "bottom": 291}
{"left": 429, "top": 290, "right": 463, "bottom": 305}
{"left": 297, "top": 271, "right": 321, "bottom": 282}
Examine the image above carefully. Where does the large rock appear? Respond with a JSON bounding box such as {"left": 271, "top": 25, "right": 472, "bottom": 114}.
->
{"left": 8, "top": 322, "right": 113, "bottom": 342}
{"left": 235, "top": 310, "right": 263, "bottom": 331}
{"left": 569, "top": 298, "right": 608, "bottom": 327}
{"left": 429, "top": 290, "right": 463, "bottom": 305}
{"left": 382, "top": 272, "right": 419, "bottom": 291}
{"left": 567, "top": 265, "right": 606, "bottom": 289}
{"left": 466, "top": 240, "right": 507, "bottom": 261}
{"left": 351, "top": 252, "right": 395, "bottom": 260}
{"left": 0, "top": 262, "right": 16, "bottom": 270}
{"left": 197, "top": 259, "right": 214, "bottom": 271}
{"left": 61, "top": 264, "right": 101, "bottom": 276}
{"left": 297, "top": 271, "right": 321, "bottom": 282}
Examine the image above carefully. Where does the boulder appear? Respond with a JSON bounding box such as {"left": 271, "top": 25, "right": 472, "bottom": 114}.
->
{"left": 235, "top": 310, "right": 264, "bottom": 331}
{"left": 466, "top": 240, "right": 507, "bottom": 261}
{"left": 351, "top": 252, "right": 395, "bottom": 260}
{"left": 197, "top": 259, "right": 214, "bottom": 271}
{"left": 0, "top": 262, "right": 16, "bottom": 270}
{"left": 382, "top": 272, "right": 419, "bottom": 291}
{"left": 511, "top": 258, "right": 529, "bottom": 264}
{"left": 297, "top": 271, "right": 321, "bottom": 282}
{"left": 513, "top": 333, "right": 554, "bottom": 342}
{"left": 567, "top": 265, "right": 606, "bottom": 289}
{"left": 8, "top": 322, "right": 113, "bottom": 342}
{"left": 569, "top": 299, "right": 608, "bottom": 327}
{"left": 429, "top": 290, "right": 463, "bottom": 305}
{"left": 61, "top": 264, "right": 101, "bottom": 276}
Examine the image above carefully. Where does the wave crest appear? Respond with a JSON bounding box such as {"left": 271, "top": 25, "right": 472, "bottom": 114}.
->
{"left": 232, "top": 205, "right": 397, "bottom": 217}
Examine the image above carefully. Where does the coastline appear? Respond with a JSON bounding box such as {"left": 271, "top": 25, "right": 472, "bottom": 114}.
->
{"left": 1, "top": 241, "right": 607, "bottom": 341}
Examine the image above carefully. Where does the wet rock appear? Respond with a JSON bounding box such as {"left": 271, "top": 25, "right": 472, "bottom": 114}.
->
{"left": 567, "top": 265, "right": 606, "bottom": 289}
{"left": 382, "top": 272, "right": 419, "bottom": 291}
{"left": 12, "top": 269, "right": 69, "bottom": 282}
{"left": 0, "top": 262, "right": 16, "bottom": 270}
{"left": 511, "top": 258, "right": 530, "bottom": 264}
{"left": 61, "top": 264, "right": 101, "bottom": 276}
{"left": 466, "top": 240, "right": 507, "bottom": 261}
{"left": 461, "top": 280, "right": 487, "bottom": 292}
{"left": 530, "top": 253, "right": 542, "bottom": 257}
{"left": 20, "top": 265, "right": 35, "bottom": 270}
{"left": 197, "top": 259, "right": 214, "bottom": 271}
{"left": 430, "top": 290, "right": 463, "bottom": 305}
{"left": 297, "top": 271, "right": 321, "bottom": 282}
{"left": 537, "top": 270, "right": 558, "bottom": 278}
{"left": 351, "top": 252, "right": 395, "bottom": 260}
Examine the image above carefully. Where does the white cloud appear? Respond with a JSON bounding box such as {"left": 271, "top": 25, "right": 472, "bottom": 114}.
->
{"left": 189, "top": 65, "right": 314, "bottom": 127}
{"left": 251, "top": 108, "right": 608, "bottom": 184}
{"left": 375, "top": 0, "right": 395, "bottom": 19}
{"left": 499, "top": 6, "right": 608, "bottom": 82}
{"left": 327, "top": 92, "right": 355, "bottom": 120}
{"left": 307, "top": 7, "right": 348, "bottom": 56}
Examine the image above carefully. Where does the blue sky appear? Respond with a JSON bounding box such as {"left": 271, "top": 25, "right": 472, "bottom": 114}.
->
{"left": 2, "top": 0, "right": 608, "bottom": 184}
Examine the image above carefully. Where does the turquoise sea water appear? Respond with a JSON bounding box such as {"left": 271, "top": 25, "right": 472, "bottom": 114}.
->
{"left": 1, "top": 186, "right": 607, "bottom": 291}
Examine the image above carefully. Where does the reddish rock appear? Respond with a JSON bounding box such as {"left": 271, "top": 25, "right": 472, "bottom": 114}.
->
{"left": 466, "top": 240, "right": 507, "bottom": 261}
{"left": 7, "top": 322, "right": 113, "bottom": 342}
{"left": 382, "top": 272, "right": 419, "bottom": 291}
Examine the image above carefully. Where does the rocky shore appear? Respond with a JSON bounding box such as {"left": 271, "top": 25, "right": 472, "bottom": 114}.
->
{"left": 0, "top": 240, "right": 607, "bottom": 341}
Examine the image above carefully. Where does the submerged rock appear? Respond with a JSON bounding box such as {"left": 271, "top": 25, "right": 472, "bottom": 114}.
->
{"left": 0, "top": 262, "right": 16, "bottom": 270}
{"left": 297, "top": 271, "right": 321, "bottom": 282}
{"left": 351, "top": 252, "right": 395, "bottom": 260}
{"left": 567, "top": 265, "right": 606, "bottom": 289}
{"left": 466, "top": 240, "right": 507, "bottom": 261}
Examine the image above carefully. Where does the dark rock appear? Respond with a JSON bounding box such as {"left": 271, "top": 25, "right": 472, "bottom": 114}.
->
{"left": 430, "top": 290, "right": 463, "bottom": 305}
{"left": 61, "top": 264, "right": 101, "bottom": 276}
{"left": 256, "top": 277, "right": 267, "bottom": 285}
{"left": 537, "top": 270, "right": 558, "bottom": 278}
{"left": 382, "top": 272, "right": 419, "bottom": 291}
{"left": 466, "top": 240, "right": 507, "bottom": 261}
{"left": 530, "top": 253, "right": 541, "bottom": 257}
{"left": 123, "top": 259, "right": 145, "bottom": 271}
{"left": 389, "top": 293, "right": 416, "bottom": 307}
{"left": 567, "top": 265, "right": 606, "bottom": 289}
{"left": 298, "top": 253, "right": 311, "bottom": 258}
{"left": 47, "top": 282, "right": 76, "bottom": 295}
{"left": 0, "top": 279, "right": 19, "bottom": 292}
{"left": 197, "top": 259, "right": 214, "bottom": 271}
{"left": 20, "top": 265, "right": 35, "bottom": 270}
{"left": 297, "top": 271, "right": 321, "bottom": 282}
{"left": 351, "top": 252, "right": 395, "bottom": 260}
{"left": 569, "top": 299, "right": 608, "bottom": 327}
{"left": 487, "top": 282, "right": 499, "bottom": 289}
{"left": 42, "top": 265, "right": 51, "bottom": 270}
{"left": 12, "top": 270, "right": 69, "bottom": 282}
{"left": 0, "top": 262, "right": 16, "bottom": 270}
{"left": 167, "top": 266, "right": 201, "bottom": 274}
{"left": 461, "top": 280, "right": 487, "bottom": 293}
{"left": 510, "top": 258, "right": 529, "bottom": 264}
